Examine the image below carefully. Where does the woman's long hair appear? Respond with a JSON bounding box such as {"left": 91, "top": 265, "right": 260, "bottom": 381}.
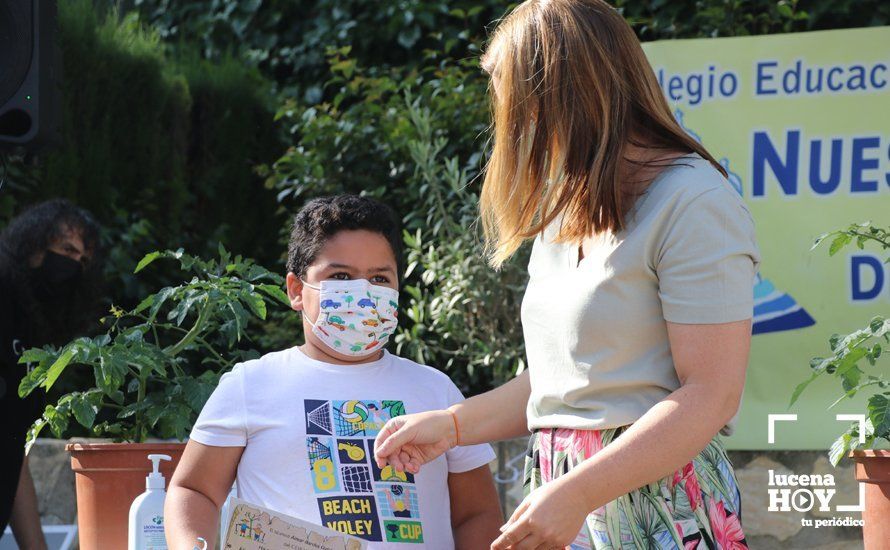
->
{"left": 479, "top": 0, "right": 725, "bottom": 268}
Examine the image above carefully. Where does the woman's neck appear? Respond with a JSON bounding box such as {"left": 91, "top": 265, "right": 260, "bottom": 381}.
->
{"left": 620, "top": 141, "right": 688, "bottom": 193}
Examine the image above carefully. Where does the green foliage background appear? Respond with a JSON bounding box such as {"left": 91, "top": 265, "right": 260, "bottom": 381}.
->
{"left": 5, "top": 0, "right": 285, "bottom": 308}
{"left": 19, "top": 247, "right": 290, "bottom": 443}
{"left": 791, "top": 224, "right": 890, "bottom": 462}
{"left": 4, "top": 0, "right": 889, "bottom": 419}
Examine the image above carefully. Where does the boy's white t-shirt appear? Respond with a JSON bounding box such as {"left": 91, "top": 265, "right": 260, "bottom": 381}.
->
{"left": 190, "top": 346, "right": 496, "bottom": 548}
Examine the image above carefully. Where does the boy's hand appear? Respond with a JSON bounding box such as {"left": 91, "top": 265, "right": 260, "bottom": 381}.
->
{"left": 373, "top": 410, "right": 456, "bottom": 473}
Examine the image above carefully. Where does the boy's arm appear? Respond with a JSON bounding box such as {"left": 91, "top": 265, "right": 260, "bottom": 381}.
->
{"left": 165, "top": 441, "right": 243, "bottom": 550}
{"left": 448, "top": 465, "right": 503, "bottom": 548}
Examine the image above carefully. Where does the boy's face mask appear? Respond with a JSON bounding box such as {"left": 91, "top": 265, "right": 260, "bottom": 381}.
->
{"left": 301, "top": 278, "right": 399, "bottom": 357}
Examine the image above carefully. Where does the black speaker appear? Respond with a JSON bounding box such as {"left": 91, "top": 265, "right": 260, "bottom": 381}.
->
{"left": 0, "top": 0, "right": 61, "bottom": 150}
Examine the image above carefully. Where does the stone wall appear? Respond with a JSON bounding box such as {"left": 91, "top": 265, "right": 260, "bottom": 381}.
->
{"left": 28, "top": 439, "right": 865, "bottom": 548}
{"left": 29, "top": 439, "right": 77, "bottom": 528}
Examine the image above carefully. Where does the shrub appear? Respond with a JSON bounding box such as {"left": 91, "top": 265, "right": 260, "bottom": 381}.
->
{"left": 395, "top": 97, "right": 529, "bottom": 391}
{"left": 133, "top": 0, "right": 508, "bottom": 97}
{"left": 132, "top": 0, "right": 890, "bottom": 97}
{"left": 175, "top": 51, "right": 284, "bottom": 265}
{"left": 3, "top": 0, "right": 286, "bottom": 310}
{"left": 41, "top": 0, "right": 191, "bottom": 235}
{"left": 791, "top": 223, "right": 890, "bottom": 465}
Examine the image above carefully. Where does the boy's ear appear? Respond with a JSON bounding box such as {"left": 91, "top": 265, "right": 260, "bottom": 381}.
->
{"left": 285, "top": 272, "right": 303, "bottom": 312}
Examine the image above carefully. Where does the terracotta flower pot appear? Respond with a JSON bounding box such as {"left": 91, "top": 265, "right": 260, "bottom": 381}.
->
{"left": 851, "top": 450, "right": 890, "bottom": 549}
{"left": 67, "top": 441, "right": 185, "bottom": 550}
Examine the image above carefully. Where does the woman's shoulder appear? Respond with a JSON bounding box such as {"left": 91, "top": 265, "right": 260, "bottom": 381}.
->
{"left": 527, "top": 218, "right": 572, "bottom": 274}
{"left": 650, "top": 154, "right": 740, "bottom": 206}
{"left": 638, "top": 154, "right": 753, "bottom": 230}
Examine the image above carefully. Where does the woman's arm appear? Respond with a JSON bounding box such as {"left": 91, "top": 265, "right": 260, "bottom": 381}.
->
{"left": 164, "top": 441, "right": 243, "bottom": 549}
{"left": 494, "top": 320, "right": 750, "bottom": 549}
{"left": 451, "top": 369, "right": 531, "bottom": 445}
{"left": 449, "top": 466, "right": 503, "bottom": 547}
{"left": 374, "top": 370, "right": 530, "bottom": 472}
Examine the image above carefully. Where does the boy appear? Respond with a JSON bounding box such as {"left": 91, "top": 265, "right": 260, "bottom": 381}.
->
{"left": 165, "top": 195, "right": 502, "bottom": 549}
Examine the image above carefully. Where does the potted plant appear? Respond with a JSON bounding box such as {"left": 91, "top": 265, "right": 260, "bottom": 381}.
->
{"left": 18, "top": 246, "right": 288, "bottom": 549}
{"left": 790, "top": 222, "right": 889, "bottom": 548}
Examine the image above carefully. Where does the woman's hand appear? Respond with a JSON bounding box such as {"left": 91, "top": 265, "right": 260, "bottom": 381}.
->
{"left": 491, "top": 477, "right": 590, "bottom": 550}
{"left": 373, "top": 410, "right": 457, "bottom": 473}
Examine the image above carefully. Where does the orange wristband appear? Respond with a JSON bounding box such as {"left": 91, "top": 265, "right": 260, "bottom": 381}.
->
{"left": 448, "top": 409, "right": 461, "bottom": 447}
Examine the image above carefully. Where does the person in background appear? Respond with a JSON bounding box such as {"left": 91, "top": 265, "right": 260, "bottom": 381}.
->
{"left": 0, "top": 199, "right": 102, "bottom": 547}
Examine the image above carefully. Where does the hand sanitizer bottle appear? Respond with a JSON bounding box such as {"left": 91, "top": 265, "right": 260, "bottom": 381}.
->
{"left": 128, "top": 454, "right": 172, "bottom": 550}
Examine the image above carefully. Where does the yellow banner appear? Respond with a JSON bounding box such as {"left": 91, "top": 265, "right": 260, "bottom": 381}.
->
{"left": 642, "top": 27, "right": 890, "bottom": 449}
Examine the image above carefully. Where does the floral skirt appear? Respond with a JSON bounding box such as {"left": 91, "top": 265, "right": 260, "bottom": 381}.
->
{"left": 523, "top": 427, "right": 748, "bottom": 549}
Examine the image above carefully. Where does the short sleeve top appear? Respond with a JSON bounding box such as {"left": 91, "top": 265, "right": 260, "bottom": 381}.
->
{"left": 191, "top": 347, "right": 495, "bottom": 547}
{"left": 522, "top": 155, "right": 760, "bottom": 432}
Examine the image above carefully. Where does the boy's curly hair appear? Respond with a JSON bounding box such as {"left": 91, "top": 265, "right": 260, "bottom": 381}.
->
{"left": 286, "top": 195, "right": 402, "bottom": 280}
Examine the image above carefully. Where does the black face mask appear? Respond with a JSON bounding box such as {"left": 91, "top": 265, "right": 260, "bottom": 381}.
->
{"left": 31, "top": 251, "right": 84, "bottom": 299}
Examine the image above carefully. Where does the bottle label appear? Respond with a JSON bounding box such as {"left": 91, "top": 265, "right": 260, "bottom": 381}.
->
{"left": 142, "top": 515, "right": 167, "bottom": 549}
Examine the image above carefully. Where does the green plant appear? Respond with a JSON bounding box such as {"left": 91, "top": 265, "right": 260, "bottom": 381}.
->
{"left": 18, "top": 246, "right": 289, "bottom": 444}
{"left": 262, "top": 47, "right": 487, "bottom": 206}
{"left": 132, "top": 0, "right": 890, "bottom": 98}
{"left": 133, "top": 0, "right": 510, "bottom": 95}
{"left": 790, "top": 222, "right": 890, "bottom": 465}
{"left": 394, "top": 96, "right": 529, "bottom": 391}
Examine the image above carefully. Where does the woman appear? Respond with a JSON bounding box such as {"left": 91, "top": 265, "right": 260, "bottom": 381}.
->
{"left": 374, "top": 0, "right": 759, "bottom": 548}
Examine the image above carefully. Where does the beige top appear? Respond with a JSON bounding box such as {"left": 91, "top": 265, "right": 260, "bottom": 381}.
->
{"left": 522, "top": 155, "right": 760, "bottom": 432}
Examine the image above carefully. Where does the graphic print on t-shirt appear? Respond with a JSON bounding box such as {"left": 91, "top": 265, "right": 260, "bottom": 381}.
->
{"left": 307, "top": 437, "right": 341, "bottom": 493}
{"left": 306, "top": 399, "right": 334, "bottom": 435}
{"left": 367, "top": 439, "right": 414, "bottom": 484}
{"left": 304, "top": 399, "right": 424, "bottom": 544}
{"left": 332, "top": 399, "right": 405, "bottom": 437}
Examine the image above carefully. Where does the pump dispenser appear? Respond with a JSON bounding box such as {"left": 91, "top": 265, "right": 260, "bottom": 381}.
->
{"left": 146, "top": 454, "right": 170, "bottom": 489}
{"left": 128, "top": 454, "right": 172, "bottom": 550}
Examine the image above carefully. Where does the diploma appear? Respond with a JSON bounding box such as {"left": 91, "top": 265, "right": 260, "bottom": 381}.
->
{"left": 222, "top": 498, "right": 367, "bottom": 550}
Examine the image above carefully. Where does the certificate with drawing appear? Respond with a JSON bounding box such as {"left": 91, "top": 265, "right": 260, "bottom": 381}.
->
{"left": 222, "top": 498, "right": 367, "bottom": 550}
